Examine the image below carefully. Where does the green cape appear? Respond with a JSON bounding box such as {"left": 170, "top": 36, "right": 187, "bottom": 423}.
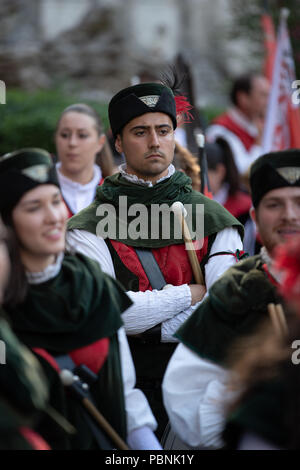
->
{"left": 5, "top": 253, "right": 132, "bottom": 448}
{"left": 175, "top": 255, "right": 280, "bottom": 366}
{"left": 223, "top": 378, "right": 286, "bottom": 448}
{"left": 0, "top": 315, "right": 49, "bottom": 449}
{"left": 7, "top": 253, "right": 130, "bottom": 352}
{"left": 67, "top": 171, "right": 244, "bottom": 248}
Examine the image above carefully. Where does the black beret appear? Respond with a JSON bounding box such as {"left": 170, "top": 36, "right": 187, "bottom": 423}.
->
{"left": 0, "top": 148, "right": 60, "bottom": 214}
{"left": 250, "top": 149, "right": 300, "bottom": 207}
{"left": 108, "top": 82, "right": 177, "bottom": 138}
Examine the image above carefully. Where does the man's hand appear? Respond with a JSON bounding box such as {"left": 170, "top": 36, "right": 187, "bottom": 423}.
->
{"left": 189, "top": 284, "right": 207, "bottom": 305}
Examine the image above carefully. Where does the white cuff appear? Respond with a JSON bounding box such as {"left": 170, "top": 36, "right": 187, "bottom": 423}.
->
{"left": 127, "top": 426, "right": 163, "bottom": 450}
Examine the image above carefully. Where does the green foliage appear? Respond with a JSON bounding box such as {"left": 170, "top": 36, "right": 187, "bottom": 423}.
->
{"left": 200, "top": 106, "right": 226, "bottom": 127}
{"left": 0, "top": 89, "right": 109, "bottom": 156}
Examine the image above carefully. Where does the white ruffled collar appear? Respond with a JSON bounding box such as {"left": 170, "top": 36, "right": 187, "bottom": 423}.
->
{"left": 26, "top": 252, "right": 64, "bottom": 284}
{"left": 119, "top": 164, "right": 175, "bottom": 187}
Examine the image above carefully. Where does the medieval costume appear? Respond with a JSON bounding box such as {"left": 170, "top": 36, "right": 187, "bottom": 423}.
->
{"left": 223, "top": 236, "right": 300, "bottom": 450}
{"left": 0, "top": 148, "right": 160, "bottom": 450}
{"left": 206, "top": 108, "right": 264, "bottom": 175}
{"left": 67, "top": 82, "right": 244, "bottom": 439}
{"left": 56, "top": 162, "right": 103, "bottom": 218}
{"left": 162, "top": 149, "right": 300, "bottom": 448}
{"left": 0, "top": 314, "right": 50, "bottom": 450}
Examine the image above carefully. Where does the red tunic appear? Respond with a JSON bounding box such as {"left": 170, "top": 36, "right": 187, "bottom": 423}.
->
{"left": 110, "top": 237, "right": 209, "bottom": 289}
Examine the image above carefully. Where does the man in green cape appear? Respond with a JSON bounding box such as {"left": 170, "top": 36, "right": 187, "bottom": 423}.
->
{"left": 67, "top": 81, "right": 244, "bottom": 439}
{"left": 162, "top": 149, "right": 300, "bottom": 449}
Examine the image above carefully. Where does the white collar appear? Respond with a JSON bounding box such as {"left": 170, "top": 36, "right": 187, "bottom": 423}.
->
{"left": 119, "top": 164, "right": 175, "bottom": 187}
{"left": 56, "top": 162, "right": 101, "bottom": 190}
{"left": 228, "top": 107, "right": 259, "bottom": 138}
{"left": 26, "top": 252, "right": 64, "bottom": 284}
{"left": 259, "top": 246, "right": 281, "bottom": 283}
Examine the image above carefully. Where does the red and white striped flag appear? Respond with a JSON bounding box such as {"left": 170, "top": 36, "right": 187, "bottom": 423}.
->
{"left": 262, "top": 8, "right": 300, "bottom": 153}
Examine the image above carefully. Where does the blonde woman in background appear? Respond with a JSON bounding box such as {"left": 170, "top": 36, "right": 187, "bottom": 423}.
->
{"left": 55, "top": 103, "right": 117, "bottom": 217}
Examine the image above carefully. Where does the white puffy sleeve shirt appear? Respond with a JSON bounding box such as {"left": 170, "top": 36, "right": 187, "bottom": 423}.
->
{"left": 66, "top": 227, "right": 243, "bottom": 340}
{"left": 66, "top": 227, "right": 242, "bottom": 447}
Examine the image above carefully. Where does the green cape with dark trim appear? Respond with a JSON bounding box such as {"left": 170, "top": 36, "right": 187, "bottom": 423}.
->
{"left": 175, "top": 254, "right": 281, "bottom": 366}
{"left": 4, "top": 253, "right": 132, "bottom": 448}
{"left": 6, "top": 253, "right": 129, "bottom": 352}
{"left": 67, "top": 171, "right": 244, "bottom": 248}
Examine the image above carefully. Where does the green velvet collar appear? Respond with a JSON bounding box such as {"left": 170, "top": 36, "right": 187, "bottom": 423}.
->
{"left": 68, "top": 171, "right": 243, "bottom": 248}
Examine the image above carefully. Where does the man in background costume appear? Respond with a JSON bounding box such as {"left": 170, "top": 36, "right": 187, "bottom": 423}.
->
{"left": 206, "top": 73, "right": 270, "bottom": 176}
{"left": 67, "top": 81, "right": 244, "bottom": 439}
{"left": 163, "top": 149, "right": 300, "bottom": 448}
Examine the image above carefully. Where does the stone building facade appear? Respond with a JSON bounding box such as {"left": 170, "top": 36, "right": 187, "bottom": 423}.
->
{"left": 0, "top": 0, "right": 262, "bottom": 106}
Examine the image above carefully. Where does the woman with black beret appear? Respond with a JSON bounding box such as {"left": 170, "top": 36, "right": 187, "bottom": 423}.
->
{"left": 0, "top": 148, "right": 160, "bottom": 450}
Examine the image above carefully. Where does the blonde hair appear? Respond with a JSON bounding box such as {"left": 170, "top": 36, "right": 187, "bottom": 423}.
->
{"left": 173, "top": 141, "right": 201, "bottom": 191}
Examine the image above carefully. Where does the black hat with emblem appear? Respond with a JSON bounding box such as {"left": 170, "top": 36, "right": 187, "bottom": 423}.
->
{"left": 250, "top": 149, "right": 300, "bottom": 208}
{"left": 0, "top": 148, "right": 60, "bottom": 214}
{"left": 108, "top": 82, "right": 178, "bottom": 139}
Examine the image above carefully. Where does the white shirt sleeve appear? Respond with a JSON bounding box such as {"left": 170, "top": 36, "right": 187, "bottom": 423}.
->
{"left": 117, "top": 326, "right": 160, "bottom": 446}
{"left": 67, "top": 226, "right": 242, "bottom": 338}
{"left": 66, "top": 230, "right": 192, "bottom": 334}
{"left": 206, "top": 124, "right": 263, "bottom": 175}
{"left": 162, "top": 343, "right": 239, "bottom": 448}
{"left": 161, "top": 226, "right": 243, "bottom": 341}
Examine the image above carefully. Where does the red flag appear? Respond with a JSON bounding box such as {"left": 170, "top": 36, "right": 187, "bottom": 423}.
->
{"left": 262, "top": 9, "right": 300, "bottom": 153}
{"left": 261, "top": 13, "right": 277, "bottom": 82}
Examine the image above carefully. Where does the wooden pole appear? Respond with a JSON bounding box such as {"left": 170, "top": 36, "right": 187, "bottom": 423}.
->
{"left": 82, "top": 398, "right": 129, "bottom": 450}
{"left": 172, "top": 201, "right": 204, "bottom": 285}
{"left": 268, "top": 303, "right": 288, "bottom": 338}
{"left": 60, "top": 369, "right": 129, "bottom": 450}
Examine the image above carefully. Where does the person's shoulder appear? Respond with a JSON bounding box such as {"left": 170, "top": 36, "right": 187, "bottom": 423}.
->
{"left": 210, "top": 254, "right": 276, "bottom": 315}
{"left": 175, "top": 254, "right": 277, "bottom": 364}
{"left": 67, "top": 200, "right": 99, "bottom": 233}
{"left": 63, "top": 250, "right": 104, "bottom": 276}
{"left": 211, "top": 254, "right": 265, "bottom": 292}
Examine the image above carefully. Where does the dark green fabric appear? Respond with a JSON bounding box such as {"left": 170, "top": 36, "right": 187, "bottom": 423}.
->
{"left": 6, "top": 253, "right": 129, "bottom": 352}
{"left": 0, "top": 316, "right": 49, "bottom": 449}
{"left": 4, "top": 253, "right": 132, "bottom": 448}
{"left": 175, "top": 255, "right": 280, "bottom": 366}
{"left": 68, "top": 171, "right": 243, "bottom": 248}
{"left": 35, "top": 334, "right": 127, "bottom": 450}
{"left": 223, "top": 378, "right": 286, "bottom": 449}
{"left": 250, "top": 149, "right": 300, "bottom": 207}
{"left": 108, "top": 83, "right": 177, "bottom": 138}
{"left": 0, "top": 315, "right": 48, "bottom": 414}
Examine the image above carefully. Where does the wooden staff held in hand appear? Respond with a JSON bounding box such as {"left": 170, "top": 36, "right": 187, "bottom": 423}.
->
{"left": 171, "top": 201, "right": 204, "bottom": 286}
